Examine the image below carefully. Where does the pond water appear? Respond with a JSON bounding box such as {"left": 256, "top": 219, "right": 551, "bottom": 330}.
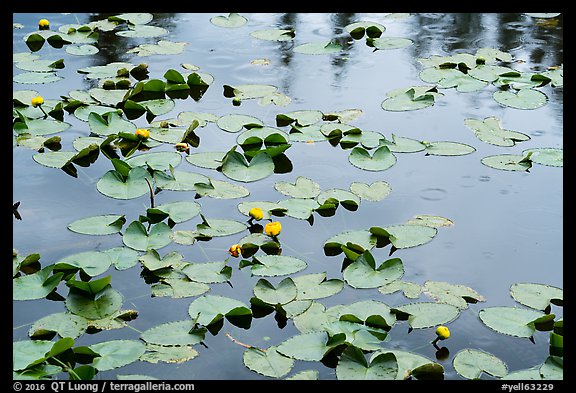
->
{"left": 13, "top": 13, "right": 563, "bottom": 381}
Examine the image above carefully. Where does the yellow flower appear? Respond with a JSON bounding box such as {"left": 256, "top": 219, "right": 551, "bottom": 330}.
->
{"left": 31, "top": 96, "right": 44, "bottom": 107}
{"left": 38, "top": 19, "right": 50, "bottom": 29}
{"left": 175, "top": 142, "right": 189, "bottom": 152}
{"left": 135, "top": 128, "right": 150, "bottom": 139}
{"left": 435, "top": 325, "right": 450, "bottom": 340}
{"left": 264, "top": 221, "right": 282, "bottom": 237}
{"left": 229, "top": 244, "right": 242, "bottom": 258}
{"left": 249, "top": 207, "right": 264, "bottom": 221}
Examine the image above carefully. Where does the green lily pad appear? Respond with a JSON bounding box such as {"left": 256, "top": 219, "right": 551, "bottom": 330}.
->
{"left": 150, "top": 201, "right": 201, "bottom": 224}
{"left": 140, "top": 320, "right": 205, "bottom": 346}
{"left": 277, "top": 198, "right": 319, "bottom": 220}
{"left": 336, "top": 347, "right": 398, "bottom": 380}
{"left": 373, "top": 349, "right": 441, "bottom": 380}
{"left": 66, "top": 44, "right": 99, "bottom": 56}
{"left": 17, "top": 118, "right": 72, "bottom": 136}
{"left": 481, "top": 154, "right": 533, "bottom": 172}
{"left": 185, "top": 151, "right": 226, "bottom": 169}
{"left": 522, "top": 148, "right": 563, "bottom": 167}
{"left": 276, "top": 332, "right": 331, "bottom": 361}
{"left": 382, "top": 86, "right": 442, "bottom": 111}
{"left": 464, "top": 116, "right": 530, "bottom": 147}
{"left": 382, "top": 224, "right": 438, "bottom": 249}
{"left": 343, "top": 251, "right": 404, "bottom": 289}
{"left": 196, "top": 217, "right": 247, "bottom": 238}
{"left": 153, "top": 170, "right": 209, "bottom": 192}
{"left": 221, "top": 150, "right": 274, "bottom": 182}
{"left": 478, "top": 306, "right": 553, "bottom": 338}
{"left": 127, "top": 40, "right": 187, "bottom": 56}
{"left": 32, "top": 151, "right": 75, "bottom": 168}
{"left": 453, "top": 349, "right": 508, "bottom": 379}
{"left": 243, "top": 346, "right": 294, "bottom": 378}
{"left": 509, "top": 283, "right": 563, "bottom": 311}
{"left": 103, "top": 247, "right": 139, "bottom": 271}
{"left": 292, "top": 272, "right": 344, "bottom": 301}
{"left": 247, "top": 255, "right": 308, "bottom": 277}
{"left": 122, "top": 221, "right": 172, "bottom": 251}
{"left": 29, "top": 312, "right": 89, "bottom": 339}
{"left": 187, "top": 294, "right": 252, "bottom": 327}
{"left": 350, "top": 181, "right": 391, "bottom": 202}
{"left": 381, "top": 134, "right": 426, "bottom": 153}
{"left": 423, "top": 281, "right": 485, "bottom": 310}
{"left": 77, "top": 62, "right": 135, "bottom": 79}
{"left": 13, "top": 340, "right": 55, "bottom": 371}
{"left": 289, "top": 125, "right": 328, "bottom": 142}
{"left": 224, "top": 84, "right": 278, "bottom": 100}
{"left": 324, "top": 230, "right": 378, "bottom": 256}
{"left": 493, "top": 88, "right": 547, "bottom": 109}
{"left": 217, "top": 114, "right": 263, "bottom": 133}
{"left": 13, "top": 265, "right": 63, "bottom": 301}
{"left": 116, "top": 25, "right": 168, "bottom": 38}
{"left": 540, "top": 356, "right": 563, "bottom": 380}
{"left": 348, "top": 145, "right": 397, "bottom": 171}
{"left": 140, "top": 344, "right": 199, "bottom": 364}
{"left": 182, "top": 261, "right": 232, "bottom": 284}
{"left": 419, "top": 67, "right": 487, "bottom": 92}
{"left": 405, "top": 215, "right": 454, "bottom": 228}
{"left": 253, "top": 278, "right": 297, "bottom": 305}
{"left": 345, "top": 21, "right": 385, "bottom": 39}
{"left": 276, "top": 110, "right": 324, "bottom": 127}
{"left": 391, "top": 302, "right": 460, "bottom": 329}
{"left": 13, "top": 72, "right": 62, "bottom": 84}
{"left": 90, "top": 340, "right": 146, "bottom": 371}
{"left": 67, "top": 214, "right": 125, "bottom": 235}
{"left": 66, "top": 285, "right": 123, "bottom": 320}
{"left": 293, "top": 41, "right": 343, "bottom": 55}
{"left": 210, "top": 13, "right": 247, "bottom": 28}
{"left": 378, "top": 281, "right": 422, "bottom": 299}
{"left": 370, "top": 37, "right": 413, "bottom": 50}
{"left": 55, "top": 250, "right": 113, "bottom": 277}
{"left": 317, "top": 188, "right": 361, "bottom": 210}
{"left": 139, "top": 250, "right": 183, "bottom": 271}
{"left": 194, "top": 178, "right": 250, "bottom": 199}
{"left": 468, "top": 64, "right": 516, "bottom": 82}
{"left": 425, "top": 141, "right": 476, "bottom": 156}
{"left": 96, "top": 167, "right": 152, "bottom": 200}
{"left": 250, "top": 29, "right": 295, "bottom": 41}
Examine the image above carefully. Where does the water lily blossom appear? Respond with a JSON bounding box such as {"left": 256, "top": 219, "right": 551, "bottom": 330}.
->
{"left": 135, "top": 128, "right": 150, "bottom": 139}
{"left": 175, "top": 142, "right": 189, "bottom": 153}
{"left": 264, "top": 221, "right": 282, "bottom": 237}
{"left": 31, "top": 96, "right": 44, "bottom": 107}
{"left": 229, "top": 244, "right": 242, "bottom": 258}
{"left": 249, "top": 207, "right": 264, "bottom": 221}
{"left": 432, "top": 325, "right": 450, "bottom": 347}
{"left": 38, "top": 19, "right": 50, "bottom": 29}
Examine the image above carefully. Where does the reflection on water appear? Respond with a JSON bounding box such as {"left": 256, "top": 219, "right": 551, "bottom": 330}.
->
{"left": 13, "top": 13, "right": 562, "bottom": 381}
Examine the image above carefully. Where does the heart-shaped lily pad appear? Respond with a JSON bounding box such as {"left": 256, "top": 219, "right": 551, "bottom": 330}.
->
{"left": 348, "top": 145, "right": 397, "bottom": 171}
{"left": 221, "top": 150, "right": 275, "bottom": 182}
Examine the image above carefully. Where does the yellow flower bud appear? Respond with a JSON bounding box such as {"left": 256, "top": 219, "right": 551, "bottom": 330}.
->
{"left": 175, "top": 142, "right": 189, "bottom": 152}
{"left": 38, "top": 19, "right": 50, "bottom": 29}
{"left": 229, "top": 244, "right": 242, "bottom": 258}
{"left": 135, "top": 128, "right": 150, "bottom": 139}
{"left": 249, "top": 207, "right": 264, "bottom": 221}
{"left": 31, "top": 96, "right": 44, "bottom": 107}
{"left": 264, "top": 221, "right": 282, "bottom": 237}
{"left": 435, "top": 325, "right": 450, "bottom": 340}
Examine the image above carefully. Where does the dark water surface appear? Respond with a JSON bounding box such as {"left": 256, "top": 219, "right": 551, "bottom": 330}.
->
{"left": 13, "top": 13, "right": 563, "bottom": 380}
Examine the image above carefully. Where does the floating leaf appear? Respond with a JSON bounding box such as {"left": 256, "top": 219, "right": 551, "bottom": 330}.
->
{"left": 292, "top": 272, "right": 344, "bottom": 300}
{"left": 382, "top": 86, "right": 442, "bottom": 111}
{"left": 276, "top": 110, "right": 323, "bottom": 127}
{"left": 55, "top": 251, "right": 113, "bottom": 277}
{"left": 77, "top": 62, "right": 135, "bottom": 79}
{"left": 127, "top": 40, "right": 187, "bottom": 56}
{"left": 493, "top": 88, "right": 547, "bottom": 110}
{"left": 405, "top": 215, "right": 454, "bottom": 228}
{"left": 478, "top": 306, "right": 553, "bottom": 338}
{"left": 103, "top": 247, "right": 139, "bottom": 271}
{"left": 116, "top": 25, "right": 168, "bottom": 38}
{"left": 29, "top": 312, "right": 89, "bottom": 339}
{"left": 66, "top": 286, "right": 123, "bottom": 320}
{"left": 182, "top": 261, "right": 232, "bottom": 284}
{"left": 140, "top": 344, "right": 199, "bottom": 364}
{"left": 350, "top": 181, "right": 391, "bottom": 202}
{"left": 419, "top": 68, "right": 487, "bottom": 92}
{"left": 13, "top": 72, "right": 62, "bottom": 84}
{"left": 217, "top": 114, "right": 263, "bottom": 133}
{"left": 509, "top": 283, "right": 563, "bottom": 311}
{"left": 336, "top": 347, "right": 398, "bottom": 380}
{"left": 481, "top": 154, "right": 532, "bottom": 172}
{"left": 276, "top": 332, "right": 331, "bottom": 361}
{"left": 344, "top": 251, "right": 404, "bottom": 289}
{"left": 425, "top": 141, "right": 476, "bottom": 156}
{"left": 139, "top": 250, "right": 183, "bottom": 271}
{"left": 453, "top": 349, "right": 508, "bottom": 379}
{"left": 122, "top": 221, "right": 172, "bottom": 251}
{"left": 96, "top": 167, "right": 152, "bottom": 200}
{"left": 381, "top": 135, "right": 426, "bottom": 153}
{"left": 243, "top": 345, "right": 294, "bottom": 378}
{"left": 17, "top": 118, "right": 72, "bottom": 136}
{"left": 224, "top": 84, "right": 278, "bottom": 100}
{"left": 293, "top": 41, "right": 342, "bottom": 55}
{"left": 277, "top": 198, "right": 319, "bottom": 220}
{"left": 67, "top": 214, "right": 125, "bottom": 235}
{"left": 13, "top": 265, "right": 63, "bottom": 301}
{"left": 221, "top": 150, "right": 275, "bottom": 182}
{"left": 237, "top": 201, "right": 286, "bottom": 220}
{"left": 250, "top": 29, "right": 295, "bottom": 41}
{"left": 13, "top": 340, "right": 55, "bottom": 371}
{"left": 391, "top": 302, "right": 460, "bottom": 329}
{"left": 383, "top": 224, "right": 438, "bottom": 249}
{"left": 247, "top": 255, "right": 308, "bottom": 277}
{"left": 324, "top": 230, "right": 378, "bottom": 256}
{"left": 378, "top": 281, "right": 422, "bottom": 299}
{"left": 186, "top": 151, "right": 226, "bottom": 169}
{"left": 317, "top": 188, "right": 361, "bottom": 211}
{"left": 194, "top": 178, "right": 250, "bottom": 199}
{"left": 154, "top": 170, "right": 209, "bottom": 192}
{"left": 371, "top": 349, "right": 440, "bottom": 380}
{"left": 210, "top": 13, "right": 247, "bottom": 28}
{"left": 464, "top": 116, "right": 530, "bottom": 147}
{"left": 348, "top": 145, "right": 397, "bottom": 171}
{"left": 344, "top": 21, "right": 386, "bottom": 39}
{"left": 423, "top": 281, "right": 485, "bottom": 310}
{"left": 140, "top": 320, "right": 205, "bottom": 346}
{"left": 370, "top": 37, "right": 413, "bottom": 50}
{"left": 540, "top": 356, "right": 563, "bottom": 380}
{"left": 151, "top": 201, "right": 201, "bottom": 224}
{"left": 187, "top": 295, "right": 252, "bottom": 327}
{"left": 522, "top": 148, "right": 563, "bottom": 167}
{"left": 90, "top": 340, "right": 146, "bottom": 371}
{"left": 196, "top": 217, "right": 247, "bottom": 238}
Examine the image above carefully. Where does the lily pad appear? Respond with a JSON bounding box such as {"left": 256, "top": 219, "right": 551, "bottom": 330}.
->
{"left": 348, "top": 145, "right": 397, "bottom": 171}
{"left": 103, "top": 247, "right": 139, "bottom": 271}
{"left": 336, "top": 347, "right": 398, "bottom": 380}
{"left": 195, "top": 217, "right": 247, "bottom": 238}
{"left": 464, "top": 116, "right": 530, "bottom": 147}
{"left": 324, "top": 230, "right": 378, "bottom": 256}
{"left": 140, "top": 320, "right": 205, "bottom": 346}
{"left": 276, "top": 110, "right": 323, "bottom": 127}
{"left": 478, "top": 306, "right": 553, "bottom": 338}
{"left": 293, "top": 41, "right": 343, "bottom": 55}
{"left": 13, "top": 265, "right": 63, "bottom": 301}
{"left": 370, "top": 37, "right": 413, "bottom": 50}
{"left": 243, "top": 346, "right": 294, "bottom": 378}
{"left": 391, "top": 302, "right": 460, "bottom": 329}
{"left": 237, "top": 201, "right": 286, "bottom": 220}
{"left": 67, "top": 214, "right": 126, "bottom": 235}
{"left": 29, "top": 312, "right": 89, "bottom": 339}
{"left": 381, "top": 135, "right": 426, "bottom": 153}
{"left": 217, "top": 114, "right": 263, "bottom": 133}
{"left": 253, "top": 278, "right": 297, "bottom": 305}
{"left": 96, "top": 167, "right": 152, "bottom": 200}
{"left": 153, "top": 170, "right": 209, "bottom": 192}
{"left": 419, "top": 67, "right": 487, "bottom": 92}
{"left": 292, "top": 273, "right": 344, "bottom": 300}
{"left": 382, "top": 224, "right": 438, "bottom": 249}
{"left": 90, "top": 340, "right": 146, "bottom": 371}
{"left": 425, "top": 141, "right": 476, "bottom": 156}
{"left": 150, "top": 201, "right": 201, "bottom": 224}
{"left": 250, "top": 29, "right": 295, "bottom": 41}
{"left": 194, "top": 178, "right": 250, "bottom": 199}
{"left": 350, "top": 181, "right": 392, "bottom": 202}
{"left": 247, "top": 255, "right": 308, "bottom": 277}
{"left": 221, "top": 150, "right": 275, "bottom": 182}
{"left": 453, "top": 349, "right": 508, "bottom": 379}
{"left": 493, "top": 88, "right": 547, "bottom": 110}
{"left": 66, "top": 285, "right": 123, "bottom": 320}
{"left": 182, "top": 261, "right": 232, "bottom": 284}
{"left": 185, "top": 151, "right": 226, "bottom": 169}
{"left": 509, "top": 283, "right": 563, "bottom": 311}
{"left": 345, "top": 21, "right": 386, "bottom": 39}
{"left": 140, "top": 344, "right": 199, "bottom": 364}
{"left": 276, "top": 332, "right": 332, "bottom": 361}
{"left": 127, "top": 40, "right": 187, "bottom": 56}
{"left": 55, "top": 250, "right": 113, "bottom": 277}
{"left": 187, "top": 294, "right": 252, "bottom": 327}
{"left": 122, "top": 221, "right": 173, "bottom": 251}
{"left": 277, "top": 198, "right": 319, "bottom": 220}
{"left": 481, "top": 154, "right": 532, "bottom": 172}
{"left": 210, "top": 13, "right": 247, "bottom": 28}
{"left": 378, "top": 281, "right": 422, "bottom": 299}
{"left": 382, "top": 86, "right": 442, "bottom": 111}
{"left": 423, "top": 281, "right": 485, "bottom": 310}
{"left": 522, "top": 148, "right": 563, "bottom": 167}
